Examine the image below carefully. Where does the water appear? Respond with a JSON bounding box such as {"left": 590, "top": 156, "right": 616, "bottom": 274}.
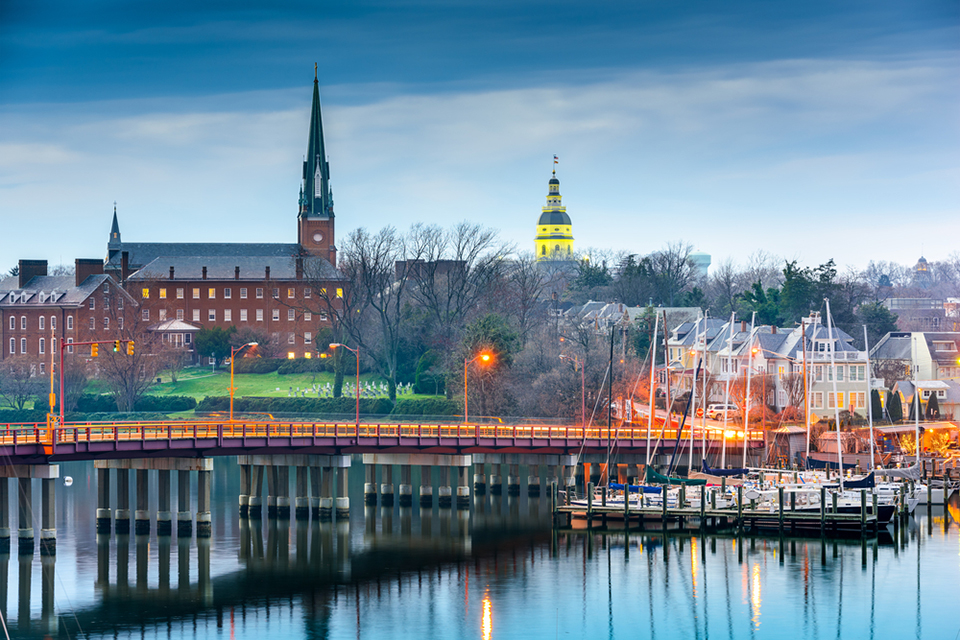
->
{"left": 4, "top": 459, "right": 959, "bottom": 639}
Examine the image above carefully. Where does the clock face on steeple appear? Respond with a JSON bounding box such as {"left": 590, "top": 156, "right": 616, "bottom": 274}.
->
{"left": 313, "top": 232, "right": 324, "bottom": 244}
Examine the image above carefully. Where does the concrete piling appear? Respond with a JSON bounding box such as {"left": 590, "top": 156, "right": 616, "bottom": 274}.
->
{"left": 238, "top": 464, "right": 251, "bottom": 518}
{"left": 438, "top": 467, "right": 452, "bottom": 508}
{"left": 489, "top": 464, "right": 502, "bottom": 495}
{"left": 295, "top": 467, "right": 310, "bottom": 520}
{"left": 266, "top": 466, "right": 279, "bottom": 518}
{"left": 456, "top": 466, "right": 470, "bottom": 509}
{"left": 527, "top": 465, "right": 541, "bottom": 497}
{"left": 364, "top": 464, "right": 377, "bottom": 506}
{"left": 135, "top": 469, "right": 150, "bottom": 535}
{"left": 197, "top": 469, "right": 212, "bottom": 538}
{"left": 335, "top": 466, "right": 350, "bottom": 520}
{"left": 399, "top": 465, "right": 413, "bottom": 507}
{"left": 178, "top": 470, "right": 192, "bottom": 537}
{"left": 507, "top": 465, "right": 521, "bottom": 496}
{"left": 249, "top": 465, "right": 264, "bottom": 519}
{"left": 115, "top": 470, "right": 131, "bottom": 535}
{"left": 18, "top": 478, "right": 33, "bottom": 555}
{"left": 276, "top": 466, "right": 290, "bottom": 519}
{"left": 39, "top": 478, "right": 55, "bottom": 556}
{"left": 319, "top": 466, "right": 333, "bottom": 521}
{"left": 381, "top": 465, "right": 394, "bottom": 506}
{"left": 474, "top": 462, "right": 486, "bottom": 495}
{"left": 419, "top": 465, "right": 433, "bottom": 508}
{"left": 0, "top": 478, "right": 8, "bottom": 553}
{"left": 157, "top": 470, "right": 172, "bottom": 536}
{"left": 310, "top": 466, "right": 322, "bottom": 519}
{"left": 96, "top": 469, "right": 111, "bottom": 535}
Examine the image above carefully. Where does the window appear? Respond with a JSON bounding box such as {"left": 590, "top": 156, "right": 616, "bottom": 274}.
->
{"left": 836, "top": 365, "right": 844, "bottom": 382}
{"left": 159, "top": 309, "right": 167, "bottom": 321}
{"left": 20, "top": 338, "right": 26, "bottom": 354}
{"left": 320, "top": 311, "right": 328, "bottom": 322}
{"left": 304, "top": 312, "right": 312, "bottom": 322}
{"left": 39, "top": 338, "right": 45, "bottom": 355}
{"left": 288, "top": 333, "right": 296, "bottom": 344}
{"left": 51, "top": 338, "right": 56, "bottom": 353}
{"left": 118, "top": 317, "right": 123, "bottom": 330}
{"left": 9, "top": 338, "right": 14, "bottom": 354}
{"left": 851, "top": 392, "right": 866, "bottom": 409}
{"left": 39, "top": 316, "right": 45, "bottom": 331}
{"left": 193, "top": 309, "right": 201, "bottom": 322}
{"left": 272, "top": 288, "right": 279, "bottom": 299}
{"left": 287, "top": 352, "right": 295, "bottom": 360}
{"left": 117, "top": 296, "right": 123, "bottom": 310}
{"left": 67, "top": 337, "right": 73, "bottom": 354}
{"left": 21, "top": 316, "right": 26, "bottom": 330}
{"left": 208, "top": 288, "right": 216, "bottom": 299}
{"left": 304, "top": 332, "right": 312, "bottom": 345}
{"left": 240, "top": 288, "right": 248, "bottom": 299}
{"left": 256, "top": 309, "right": 263, "bottom": 322}
{"left": 39, "top": 362, "right": 45, "bottom": 375}
{"left": 50, "top": 316, "right": 56, "bottom": 330}
{"left": 208, "top": 309, "right": 216, "bottom": 321}
{"left": 176, "top": 309, "right": 184, "bottom": 321}
{"left": 159, "top": 288, "right": 167, "bottom": 299}
{"left": 287, "top": 309, "right": 295, "bottom": 321}
{"left": 141, "top": 288, "right": 150, "bottom": 299}
{"left": 193, "top": 288, "right": 200, "bottom": 299}
{"left": 89, "top": 299, "right": 95, "bottom": 310}
{"left": 224, "top": 309, "right": 232, "bottom": 322}
{"left": 8, "top": 317, "right": 13, "bottom": 330}
{"left": 853, "top": 365, "right": 865, "bottom": 381}
{"left": 304, "top": 288, "right": 311, "bottom": 298}
{"left": 336, "top": 288, "right": 343, "bottom": 298}
{"left": 184, "top": 334, "right": 192, "bottom": 345}
{"left": 288, "top": 288, "right": 295, "bottom": 299}
{"left": 103, "top": 317, "right": 109, "bottom": 329}
{"left": 827, "top": 392, "right": 844, "bottom": 409}
{"left": 240, "top": 309, "right": 247, "bottom": 322}
{"left": 103, "top": 297, "right": 110, "bottom": 311}
{"left": 142, "top": 309, "right": 149, "bottom": 321}
{"left": 224, "top": 288, "right": 232, "bottom": 299}
{"left": 272, "top": 309, "right": 280, "bottom": 321}
{"left": 67, "top": 315, "right": 73, "bottom": 330}
{"left": 103, "top": 283, "right": 109, "bottom": 294}
{"left": 177, "top": 288, "right": 184, "bottom": 299}
{"left": 256, "top": 288, "right": 264, "bottom": 299}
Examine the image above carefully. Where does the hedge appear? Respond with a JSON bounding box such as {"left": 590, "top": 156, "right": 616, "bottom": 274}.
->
{"left": 76, "top": 394, "right": 197, "bottom": 413}
{"left": 391, "top": 398, "right": 460, "bottom": 416}
{"left": 277, "top": 358, "right": 326, "bottom": 375}
{"left": 197, "top": 396, "right": 395, "bottom": 415}
{"left": 232, "top": 358, "right": 283, "bottom": 374}
{"left": 0, "top": 410, "right": 176, "bottom": 424}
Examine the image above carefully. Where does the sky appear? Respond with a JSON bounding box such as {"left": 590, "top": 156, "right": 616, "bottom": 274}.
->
{"left": 0, "top": 0, "right": 958, "bottom": 274}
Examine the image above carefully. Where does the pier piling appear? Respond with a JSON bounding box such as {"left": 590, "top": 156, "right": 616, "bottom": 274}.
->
{"left": 96, "top": 470, "right": 110, "bottom": 535}
{"left": 399, "top": 465, "right": 412, "bottom": 507}
{"left": 381, "top": 465, "right": 395, "bottom": 507}
{"left": 115, "top": 470, "right": 131, "bottom": 535}
{"left": 157, "top": 470, "right": 172, "bottom": 536}
{"left": 178, "top": 470, "right": 192, "bottom": 537}
{"left": 135, "top": 469, "right": 150, "bottom": 535}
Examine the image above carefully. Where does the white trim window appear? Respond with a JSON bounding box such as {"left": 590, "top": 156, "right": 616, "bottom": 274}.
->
{"left": 39, "top": 338, "right": 45, "bottom": 355}
{"left": 193, "top": 309, "right": 201, "bottom": 322}
{"left": 224, "top": 309, "right": 232, "bottom": 322}
{"left": 9, "top": 338, "right": 14, "bottom": 354}
{"left": 287, "top": 309, "right": 295, "bottom": 321}
{"left": 208, "top": 309, "right": 216, "bottom": 322}
{"left": 240, "top": 309, "right": 247, "bottom": 322}
{"left": 67, "top": 315, "right": 73, "bottom": 330}
{"left": 272, "top": 309, "right": 280, "bottom": 321}
{"left": 8, "top": 317, "right": 14, "bottom": 330}
{"left": 20, "top": 338, "right": 26, "bottom": 354}
{"left": 39, "top": 316, "right": 45, "bottom": 331}
{"left": 256, "top": 309, "right": 263, "bottom": 322}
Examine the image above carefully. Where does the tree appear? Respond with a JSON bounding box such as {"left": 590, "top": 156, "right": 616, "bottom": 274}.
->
{"left": 0, "top": 356, "right": 43, "bottom": 410}
{"left": 871, "top": 389, "right": 883, "bottom": 423}
{"left": 648, "top": 242, "right": 696, "bottom": 306}
{"left": 887, "top": 390, "right": 903, "bottom": 423}
{"left": 572, "top": 257, "right": 612, "bottom": 291}
{"left": 738, "top": 280, "right": 781, "bottom": 325}
{"left": 925, "top": 392, "right": 940, "bottom": 420}
{"left": 195, "top": 326, "right": 237, "bottom": 368}
{"left": 501, "top": 254, "right": 548, "bottom": 348}
{"left": 458, "top": 313, "right": 520, "bottom": 417}
{"left": 857, "top": 302, "right": 899, "bottom": 351}
{"left": 231, "top": 326, "right": 282, "bottom": 359}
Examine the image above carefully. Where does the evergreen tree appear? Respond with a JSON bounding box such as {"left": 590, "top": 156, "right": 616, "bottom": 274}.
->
{"left": 870, "top": 389, "right": 883, "bottom": 422}
{"left": 887, "top": 390, "right": 902, "bottom": 423}
{"left": 925, "top": 392, "right": 940, "bottom": 419}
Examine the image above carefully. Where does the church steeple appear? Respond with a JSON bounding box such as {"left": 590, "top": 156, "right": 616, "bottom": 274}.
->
{"left": 108, "top": 202, "right": 122, "bottom": 261}
{"left": 301, "top": 65, "right": 333, "bottom": 220}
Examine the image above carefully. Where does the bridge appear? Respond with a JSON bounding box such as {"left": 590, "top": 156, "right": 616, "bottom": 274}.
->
{"left": 0, "top": 418, "right": 764, "bottom": 561}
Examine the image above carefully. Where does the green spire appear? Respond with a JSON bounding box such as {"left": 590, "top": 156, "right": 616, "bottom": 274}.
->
{"left": 302, "top": 68, "right": 333, "bottom": 219}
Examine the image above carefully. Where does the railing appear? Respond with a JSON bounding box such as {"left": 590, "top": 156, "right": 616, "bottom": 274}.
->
{"left": 0, "top": 421, "right": 766, "bottom": 447}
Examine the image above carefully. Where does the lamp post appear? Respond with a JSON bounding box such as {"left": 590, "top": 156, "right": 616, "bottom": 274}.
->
{"left": 464, "top": 352, "right": 492, "bottom": 424}
{"left": 330, "top": 343, "right": 360, "bottom": 435}
{"left": 230, "top": 342, "right": 258, "bottom": 421}
{"left": 560, "top": 355, "right": 586, "bottom": 432}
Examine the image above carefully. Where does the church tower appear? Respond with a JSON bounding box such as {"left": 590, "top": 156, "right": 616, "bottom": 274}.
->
{"left": 534, "top": 165, "right": 574, "bottom": 261}
{"left": 298, "top": 66, "right": 337, "bottom": 265}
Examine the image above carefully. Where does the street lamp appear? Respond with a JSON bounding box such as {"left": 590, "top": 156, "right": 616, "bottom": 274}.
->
{"left": 330, "top": 343, "right": 360, "bottom": 434}
{"left": 464, "top": 352, "right": 492, "bottom": 424}
{"left": 230, "top": 342, "right": 258, "bottom": 421}
{"left": 560, "top": 355, "right": 586, "bottom": 432}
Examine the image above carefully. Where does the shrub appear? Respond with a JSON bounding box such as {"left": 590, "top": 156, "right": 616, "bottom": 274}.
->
{"left": 76, "top": 394, "right": 197, "bottom": 412}
{"left": 391, "top": 398, "right": 460, "bottom": 416}
{"left": 232, "top": 358, "right": 283, "bottom": 374}
{"left": 277, "top": 358, "right": 327, "bottom": 375}
{"left": 196, "top": 396, "right": 395, "bottom": 415}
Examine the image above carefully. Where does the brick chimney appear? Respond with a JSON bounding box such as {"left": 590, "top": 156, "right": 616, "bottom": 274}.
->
{"left": 74, "top": 259, "right": 102, "bottom": 287}
{"left": 120, "top": 251, "right": 130, "bottom": 282}
{"left": 19, "top": 259, "right": 47, "bottom": 288}
{"left": 169, "top": 266, "right": 175, "bottom": 280}
{"left": 741, "top": 320, "right": 747, "bottom": 332}
{"left": 202, "top": 266, "right": 208, "bottom": 280}
{"left": 295, "top": 257, "right": 303, "bottom": 280}
{"left": 771, "top": 325, "right": 777, "bottom": 334}
{"left": 235, "top": 266, "right": 240, "bottom": 280}
{"left": 265, "top": 266, "right": 270, "bottom": 280}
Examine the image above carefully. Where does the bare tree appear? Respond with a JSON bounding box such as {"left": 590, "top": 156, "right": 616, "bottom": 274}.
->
{"left": 501, "top": 253, "right": 548, "bottom": 347}
{"left": 648, "top": 242, "right": 696, "bottom": 306}
{"left": 0, "top": 356, "right": 44, "bottom": 410}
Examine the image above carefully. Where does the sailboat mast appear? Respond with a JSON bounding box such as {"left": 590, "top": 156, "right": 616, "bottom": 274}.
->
{"left": 742, "top": 311, "right": 756, "bottom": 469}
{"left": 912, "top": 335, "right": 920, "bottom": 465}
{"left": 825, "top": 299, "right": 844, "bottom": 490}
{"left": 688, "top": 311, "right": 701, "bottom": 473}
{"left": 701, "top": 312, "right": 710, "bottom": 467}
{"left": 863, "top": 325, "right": 875, "bottom": 471}
{"left": 646, "top": 313, "right": 659, "bottom": 467}
{"left": 801, "top": 318, "right": 811, "bottom": 467}
{"left": 721, "top": 312, "right": 735, "bottom": 469}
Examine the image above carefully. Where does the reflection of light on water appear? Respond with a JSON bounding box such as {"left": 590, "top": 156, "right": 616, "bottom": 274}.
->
{"left": 691, "top": 538, "right": 698, "bottom": 597}
{"left": 482, "top": 591, "right": 492, "bottom": 640}
{"left": 751, "top": 563, "right": 762, "bottom": 629}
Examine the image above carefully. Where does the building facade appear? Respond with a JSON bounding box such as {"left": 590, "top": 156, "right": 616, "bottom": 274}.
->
{"left": 534, "top": 168, "right": 574, "bottom": 261}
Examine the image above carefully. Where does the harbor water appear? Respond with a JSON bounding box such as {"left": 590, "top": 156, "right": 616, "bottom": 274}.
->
{"left": 3, "top": 458, "right": 958, "bottom": 639}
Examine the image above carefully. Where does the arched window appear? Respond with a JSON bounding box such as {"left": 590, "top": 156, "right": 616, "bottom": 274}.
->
{"left": 39, "top": 316, "right": 45, "bottom": 331}
{"left": 51, "top": 316, "right": 56, "bottom": 330}
{"left": 39, "top": 338, "right": 45, "bottom": 355}
{"left": 67, "top": 316, "right": 74, "bottom": 330}
{"left": 541, "top": 245, "right": 546, "bottom": 256}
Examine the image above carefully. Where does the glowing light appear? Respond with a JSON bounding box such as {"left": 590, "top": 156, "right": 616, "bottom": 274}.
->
{"left": 287, "top": 352, "right": 295, "bottom": 359}
{"left": 751, "top": 563, "right": 762, "bottom": 630}
{"left": 724, "top": 430, "right": 737, "bottom": 439}
{"left": 481, "top": 592, "right": 492, "bottom": 640}
{"left": 480, "top": 353, "right": 491, "bottom": 362}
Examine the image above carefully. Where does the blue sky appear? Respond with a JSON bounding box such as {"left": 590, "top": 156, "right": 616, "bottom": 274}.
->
{"left": 1, "top": 0, "right": 957, "bottom": 272}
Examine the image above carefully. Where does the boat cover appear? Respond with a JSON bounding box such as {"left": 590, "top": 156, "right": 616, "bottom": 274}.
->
{"left": 824, "top": 472, "right": 876, "bottom": 489}
{"left": 609, "top": 483, "right": 662, "bottom": 494}
{"left": 873, "top": 463, "right": 921, "bottom": 481}
{"left": 646, "top": 466, "right": 707, "bottom": 485}
{"left": 701, "top": 460, "right": 749, "bottom": 477}
{"left": 801, "top": 454, "right": 858, "bottom": 470}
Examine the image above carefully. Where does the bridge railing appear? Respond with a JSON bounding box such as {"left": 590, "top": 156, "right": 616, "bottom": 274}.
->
{"left": 0, "top": 421, "right": 765, "bottom": 446}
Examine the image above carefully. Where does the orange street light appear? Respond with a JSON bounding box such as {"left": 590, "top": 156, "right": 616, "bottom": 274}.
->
{"left": 464, "top": 352, "right": 493, "bottom": 424}
{"left": 230, "top": 342, "right": 258, "bottom": 421}
{"left": 330, "top": 343, "right": 360, "bottom": 435}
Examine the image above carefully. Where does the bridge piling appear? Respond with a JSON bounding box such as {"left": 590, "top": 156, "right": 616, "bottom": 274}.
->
{"left": 39, "top": 478, "right": 55, "bottom": 556}
{"left": 238, "top": 465, "right": 251, "bottom": 518}
{"left": 17, "top": 479, "right": 32, "bottom": 556}
{"left": 528, "top": 465, "right": 541, "bottom": 497}
{"left": 157, "top": 470, "right": 172, "bottom": 536}
{"left": 381, "top": 465, "right": 395, "bottom": 506}
{"left": 96, "top": 470, "right": 110, "bottom": 535}
{"left": 456, "top": 466, "right": 470, "bottom": 509}
{"left": 319, "top": 466, "right": 333, "bottom": 520}
{"left": 249, "top": 465, "right": 264, "bottom": 519}
{"left": 197, "top": 469, "right": 212, "bottom": 538}
{"left": 364, "top": 465, "right": 377, "bottom": 506}
{"left": 488, "top": 465, "right": 502, "bottom": 495}
{"left": 335, "top": 466, "right": 350, "bottom": 520}
{"left": 310, "top": 466, "right": 322, "bottom": 518}
{"left": 276, "top": 466, "right": 290, "bottom": 519}
{"left": 177, "top": 470, "right": 192, "bottom": 537}
{"left": 135, "top": 470, "right": 150, "bottom": 535}
{"left": 474, "top": 462, "right": 486, "bottom": 495}
{"left": 399, "top": 465, "right": 412, "bottom": 507}
{"left": 266, "top": 466, "right": 278, "bottom": 518}
{"left": 0, "top": 478, "right": 9, "bottom": 553}
{"left": 507, "top": 465, "right": 520, "bottom": 496}
{"left": 438, "top": 467, "right": 452, "bottom": 508}
{"left": 419, "top": 465, "right": 433, "bottom": 508}
{"left": 295, "top": 467, "right": 310, "bottom": 520}
{"left": 115, "top": 470, "right": 131, "bottom": 535}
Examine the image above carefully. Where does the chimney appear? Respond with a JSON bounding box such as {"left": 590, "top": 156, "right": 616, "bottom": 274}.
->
{"left": 235, "top": 266, "right": 240, "bottom": 280}
{"left": 202, "top": 266, "right": 207, "bottom": 280}
{"left": 295, "top": 257, "right": 303, "bottom": 281}
{"left": 771, "top": 325, "right": 777, "bottom": 334}
{"left": 19, "top": 259, "right": 47, "bottom": 288}
{"left": 169, "top": 266, "right": 175, "bottom": 280}
{"left": 120, "top": 251, "right": 130, "bottom": 282}
{"left": 74, "top": 259, "right": 102, "bottom": 287}
{"left": 741, "top": 320, "right": 747, "bottom": 332}
{"left": 265, "top": 266, "right": 271, "bottom": 280}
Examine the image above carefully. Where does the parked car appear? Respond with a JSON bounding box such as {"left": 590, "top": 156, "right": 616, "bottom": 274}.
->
{"left": 706, "top": 404, "right": 740, "bottom": 420}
